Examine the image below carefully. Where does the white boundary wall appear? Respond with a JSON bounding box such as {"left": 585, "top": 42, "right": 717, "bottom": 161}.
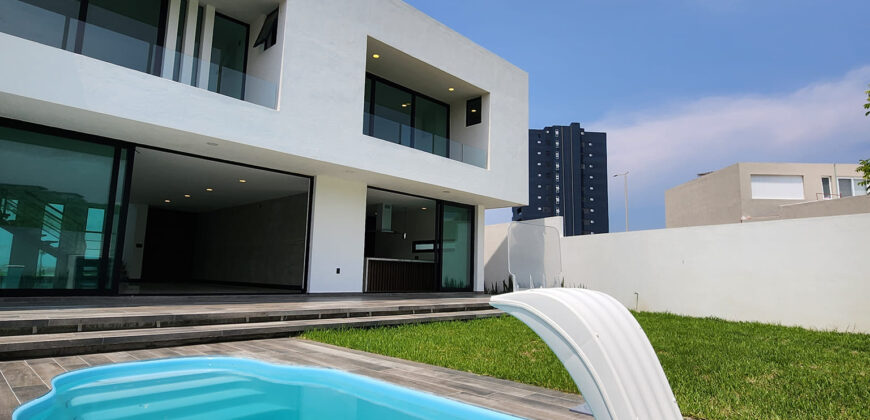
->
{"left": 485, "top": 213, "right": 870, "bottom": 333}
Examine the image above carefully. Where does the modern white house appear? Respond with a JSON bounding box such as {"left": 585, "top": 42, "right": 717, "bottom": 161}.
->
{"left": 0, "top": 0, "right": 529, "bottom": 295}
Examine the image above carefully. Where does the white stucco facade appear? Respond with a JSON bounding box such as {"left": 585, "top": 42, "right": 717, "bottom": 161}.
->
{"left": 0, "top": 0, "right": 528, "bottom": 293}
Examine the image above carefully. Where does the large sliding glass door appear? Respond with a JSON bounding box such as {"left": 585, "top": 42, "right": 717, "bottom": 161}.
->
{"left": 362, "top": 188, "right": 475, "bottom": 293}
{"left": 0, "top": 120, "right": 130, "bottom": 293}
{"left": 439, "top": 203, "right": 473, "bottom": 291}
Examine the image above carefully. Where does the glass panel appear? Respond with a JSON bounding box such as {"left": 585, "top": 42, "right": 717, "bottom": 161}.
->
{"left": 171, "top": 0, "right": 187, "bottom": 81}
{"left": 440, "top": 204, "right": 473, "bottom": 290}
{"left": 190, "top": 6, "right": 203, "bottom": 85}
{"left": 0, "top": 125, "right": 116, "bottom": 290}
{"left": 821, "top": 178, "right": 831, "bottom": 198}
{"left": 0, "top": 0, "right": 80, "bottom": 51}
{"left": 209, "top": 14, "right": 248, "bottom": 100}
{"left": 414, "top": 97, "right": 448, "bottom": 156}
{"left": 838, "top": 178, "right": 853, "bottom": 197}
{"left": 363, "top": 77, "right": 372, "bottom": 135}
{"left": 854, "top": 179, "right": 866, "bottom": 196}
{"left": 80, "top": 0, "right": 165, "bottom": 75}
{"left": 372, "top": 80, "right": 412, "bottom": 145}
{"left": 105, "top": 149, "right": 127, "bottom": 290}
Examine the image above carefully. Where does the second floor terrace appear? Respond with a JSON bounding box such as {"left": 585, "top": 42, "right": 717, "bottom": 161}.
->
{"left": 0, "top": 0, "right": 281, "bottom": 108}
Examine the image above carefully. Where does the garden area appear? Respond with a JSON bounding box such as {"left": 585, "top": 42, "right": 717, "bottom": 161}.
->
{"left": 302, "top": 312, "right": 870, "bottom": 420}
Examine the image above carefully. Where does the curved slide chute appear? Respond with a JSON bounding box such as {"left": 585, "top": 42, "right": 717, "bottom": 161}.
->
{"left": 490, "top": 288, "right": 682, "bottom": 420}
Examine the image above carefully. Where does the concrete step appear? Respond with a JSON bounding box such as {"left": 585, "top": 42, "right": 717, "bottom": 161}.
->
{"left": 0, "top": 309, "right": 504, "bottom": 360}
{"left": 0, "top": 301, "right": 493, "bottom": 336}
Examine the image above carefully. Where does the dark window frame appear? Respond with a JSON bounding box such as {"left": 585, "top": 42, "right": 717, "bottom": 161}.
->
{"left": 366, "top": 186, "right": 474, "bottom": 293}
{"left": 363, "top": 72, "right": 451, "bottom": 156}
{"left": 211, "top": 12, "right": 250, "bottom": 101}
{"left": 466, "top": 96, "right": 482, "bottom": 126}
{"left": 253, "top": 7, "right": 279, "bottom": 50}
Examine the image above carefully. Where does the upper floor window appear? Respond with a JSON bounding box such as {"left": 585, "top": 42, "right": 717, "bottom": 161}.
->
{"left": 0, "top": 0, "right": 168, "bottom": 75}
{"left": 253, "top": 7, "right": 279, "bottom": 50}
{"left": 466, "top": 97, "right": 482, "bottom": 126}
{"left": 363, "top": 73, "right": 449, "bottom": 157}
{"left": 0, "top": 0, "right": 278, "bottom": 107}
{"left": 838, "top": 177, "right": 866, "bottom": 197}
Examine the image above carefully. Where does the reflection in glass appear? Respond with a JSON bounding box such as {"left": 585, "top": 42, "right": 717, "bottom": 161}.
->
{"left": 209, "top": 14, "right": 248, "bottom": 100}
{"left": 415, "top": 96, "right": 448, "bottom": 157}
{"left": 440, "top": 204, "right": 472, "bottom": 290}
{"left": 363, "top": 77, "right": 372, "bottom": 135}
{"left": 372, "top": 81, "right": 412, "bottom": 145}
{"left": 80, "top": 0, "right": 165, "bottom": 75}
{"left": 0, "top": 125, "right": 122, "bottom": 290}
{"left": 0, "top": 0, "right": 80, "bottom": 51}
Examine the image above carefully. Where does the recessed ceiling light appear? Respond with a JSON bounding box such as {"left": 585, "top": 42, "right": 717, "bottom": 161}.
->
{"left": 372, "top": 53, "right": 380, "bottom": 59}
{"left": 184, "top": 194, "right": 191, "bottom": 198}
{"left": 239, "top": 179, "right": 247, "bottom": 183}
{"left": 164, "top": 199, "right": 171, "bottom": 203}
{"left": 401, "top": 103, "right": 408, "bottom": 108}
{"left": 421, "top": 207, "right": 427, "bottom": 210}
{"left": 205, "top": 188, "right": 214, "bottom": 192}
{"left": 448, "top": 87, "right": 455, "bottom": 92}
{"left": 471, "top": 109, "right": 478, "bottom": 113}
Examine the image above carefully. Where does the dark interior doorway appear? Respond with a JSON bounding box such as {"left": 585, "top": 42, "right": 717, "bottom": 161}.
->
{"left": 122, "top": 147, "right": 311, "bottom": 295}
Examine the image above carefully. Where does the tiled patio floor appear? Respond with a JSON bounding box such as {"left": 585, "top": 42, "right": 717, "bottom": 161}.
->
{"left": 0, "top": 337, "right": 589, "bottom": 420}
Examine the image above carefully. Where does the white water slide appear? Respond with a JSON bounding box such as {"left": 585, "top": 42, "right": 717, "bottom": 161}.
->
{"left": 490, "top": 222, "right": 682, "bottom": 420}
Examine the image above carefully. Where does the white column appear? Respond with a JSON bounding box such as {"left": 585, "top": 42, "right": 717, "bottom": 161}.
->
{"left": 197, "top": 4, "right": 216, "bottom": 89}
{"left": 306, "top": 176, "right": 367, "bottom": 293}
{"left": 161, "top": 0, "right": 181, "bottom": 79}
{"left": 179, "top": 0, "right": 199, "bottom": 84}
{"left": 474, "top": 205, "right": 486, "bottom": 292}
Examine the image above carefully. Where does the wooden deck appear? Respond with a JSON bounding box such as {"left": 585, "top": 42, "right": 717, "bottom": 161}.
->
{"left": 0, "top": 337, "right": 589, "bottom": 420}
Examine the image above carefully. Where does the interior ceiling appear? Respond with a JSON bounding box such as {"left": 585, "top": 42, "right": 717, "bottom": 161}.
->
{"left": 367, "top": 188, "right": 435, "bottom": 214}
{"left": 366, "top": 37, "right": 487, "bottom": 104}
{"left": 130, "top": 148, "right": 309, "bottom": 213}
{"left": 208, "top": 0, "right": 278, "bottom": 23}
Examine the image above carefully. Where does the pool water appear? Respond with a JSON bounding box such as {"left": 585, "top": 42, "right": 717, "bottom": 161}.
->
{"left": 13, "top": 357, "right": 521, "bottom": 420}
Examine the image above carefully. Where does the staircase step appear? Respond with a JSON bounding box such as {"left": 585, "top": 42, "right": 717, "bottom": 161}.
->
{"left": 0, "top": 302, "right": 493, "bottom": 336}
{"left": 0, "top": 309, "right": 504, "bottom": 360}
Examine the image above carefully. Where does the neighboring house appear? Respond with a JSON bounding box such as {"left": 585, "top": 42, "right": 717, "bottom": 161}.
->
{"left": 665, "top": 162, "right": 868, "bottom": 228}
{"left": 512, "top": 123, "right": 608, "bottom": 236}
{"left": 0, "top": 0, "right": 528, "bottom": 295}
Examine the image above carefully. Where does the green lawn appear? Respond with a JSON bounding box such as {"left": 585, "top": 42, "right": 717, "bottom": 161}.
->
{"left": 301, "top": 313, "right": 870, "bottom": 420}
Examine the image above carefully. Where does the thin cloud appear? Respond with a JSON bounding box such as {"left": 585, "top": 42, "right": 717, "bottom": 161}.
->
{"left": 596, "top": 65, "right": 870, "bottom": 190}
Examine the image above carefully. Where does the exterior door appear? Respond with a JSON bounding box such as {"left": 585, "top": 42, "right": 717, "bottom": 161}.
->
{"left": 438, "top": 203, "right": 473, "bottom": 291}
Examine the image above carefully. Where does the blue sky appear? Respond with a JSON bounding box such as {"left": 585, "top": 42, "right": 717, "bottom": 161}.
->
{"left": 404, "top": 0, "right": 870, "bottom": 231}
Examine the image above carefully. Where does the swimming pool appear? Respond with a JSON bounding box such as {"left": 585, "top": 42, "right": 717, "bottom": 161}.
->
{"left": 13, "top": 357, "right": 522, "bottom": 420}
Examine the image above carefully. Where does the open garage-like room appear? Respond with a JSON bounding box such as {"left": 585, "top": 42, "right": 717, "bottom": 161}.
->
{"left": 121, "top": 148, "right": 311, "bottom": 294}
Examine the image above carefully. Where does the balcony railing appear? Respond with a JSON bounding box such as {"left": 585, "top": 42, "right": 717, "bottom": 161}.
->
{"left": 364, "top": 113, "right": 487, "bottom": 168}
{"left": 0, "top": 3, "right": 277, "bottom": 108}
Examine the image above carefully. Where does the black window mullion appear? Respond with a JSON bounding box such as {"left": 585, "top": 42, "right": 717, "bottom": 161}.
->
{"left": 368, "top": 75, "right": 376, "bottom": 136}
{"left": 74, "top": 0, "right": 89, "bottom": 53}
{"left": 97, "top": 146, "right": 122, "bottom": 291}
{"left": 409, "top": 94, "right": 416, "bottom": 149}
{"left": 110, "top": 146, "right": 135, "bottom": 294}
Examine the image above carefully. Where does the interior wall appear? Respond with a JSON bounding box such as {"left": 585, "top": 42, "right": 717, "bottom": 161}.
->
{"left": 191, "top": 193, "right": 308, "bottom": 286}
{"left": 369, "top": 207, "right": 436, "bottom": 261}
{"left": 122, "top": 203, "right": 149, "bottom": 279}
